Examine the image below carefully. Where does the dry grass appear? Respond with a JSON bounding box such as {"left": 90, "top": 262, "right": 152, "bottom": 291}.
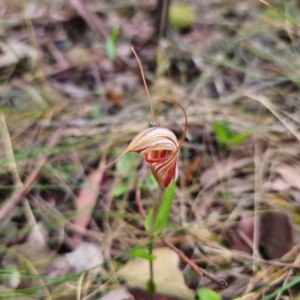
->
{"left": 1, "top": 0, "right": 300, "bottom": 299}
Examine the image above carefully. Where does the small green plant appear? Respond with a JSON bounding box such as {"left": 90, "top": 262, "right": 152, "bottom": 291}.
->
{"left": 128, "top": 247, "right": 156, "bottom": 261}
{"left": 213, "top": 120, "right": 250, "bottom": 147}
{"left": 127, "top": 184, "right": 176, "bottom": 296}
{"left": 197, "top": 287, "right": 222, "bottom": 300}
{"left": 106, "top": 27, "right": 119, "bottom": 60}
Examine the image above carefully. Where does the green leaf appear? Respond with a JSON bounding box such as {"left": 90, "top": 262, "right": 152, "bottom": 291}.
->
{"left": 213, "top": 121, "right": 232, "bottom": 146}
{"left": 110, "top": 27, "right": 119, "bottom": 43}
{"left": 145, "top": 183, "right": 176, "bottom": 234}
{"left": 105, "top": 27, "right": 119, "bottom": 61}
{"left": 113, "top": 184, "right": 128, "bottom": 197}
{"left": 228, "top": 132, "right": 250, "bottom": 146}
{"left": 197, "top": 288, "right": 222, "bottom": 300}
{"left": 106, "top": 37, "right": 117, "bottom": 60}
{"left": 213, "top": 121, "right": 250, "bottom": 147}
{"left": 128, "top": 248, "right": 156, "bottom": 261}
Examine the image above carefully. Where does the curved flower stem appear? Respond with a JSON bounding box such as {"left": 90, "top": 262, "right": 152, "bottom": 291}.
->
{"left": 148, "top": 186, "right": 165, "bottom": 299}
{"left": 131, "top": 47, "right": 155, "bottom": 123}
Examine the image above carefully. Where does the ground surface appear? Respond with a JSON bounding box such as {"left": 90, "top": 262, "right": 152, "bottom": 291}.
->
{"left": 1, "top": 0, "right": 300, "bottom": 299}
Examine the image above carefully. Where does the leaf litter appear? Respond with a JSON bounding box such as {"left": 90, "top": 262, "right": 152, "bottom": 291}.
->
{"left": 1, "top": 0, "right": 300, "bottom": 299}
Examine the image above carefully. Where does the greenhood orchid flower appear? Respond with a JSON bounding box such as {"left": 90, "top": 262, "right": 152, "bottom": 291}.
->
{"left": 125, "top": 126, "right": 179, "bottom": 188}
{"left": 97, "top": 97, "right": 187, "bottom": 189}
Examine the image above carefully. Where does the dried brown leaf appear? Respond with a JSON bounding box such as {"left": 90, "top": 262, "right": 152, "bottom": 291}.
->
{"left": 263, "top": 177, "right": 290, "bottom": 192}
{"left": 0, "top": 40, "right": 37, "bottom": 68}
{"left": 260, "top": 212, "right": 294, "bottom": 259}
{"left": 276, "top": 164, "right": 300, "bottom": 190}
{"left": 73, "top": 168, "right": 104, "bottom": 244}
{"left": 117, "top": 247, "right": 194, "bottom": 300}
{"left": 65, "top": 242, "right": 103, "bottom": 272}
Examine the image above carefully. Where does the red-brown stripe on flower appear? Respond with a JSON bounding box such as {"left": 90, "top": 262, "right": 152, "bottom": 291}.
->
{"left": 127, "top": 127, "right": 179, "bottom": 188}
{"left": 96, "top": 98, "right": 187, "bottom": 188}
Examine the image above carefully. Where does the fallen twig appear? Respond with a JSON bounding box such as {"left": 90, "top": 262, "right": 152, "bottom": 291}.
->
{"left": 233, "top": 249, "right": 300, "bottom": 270}
{"left": 162, "top": 237, "right": 227, "bottom": 289}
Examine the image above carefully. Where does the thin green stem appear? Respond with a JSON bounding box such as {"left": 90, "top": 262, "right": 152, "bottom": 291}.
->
{"left": 148, "top": 186, "right": 165, "bottom": 299}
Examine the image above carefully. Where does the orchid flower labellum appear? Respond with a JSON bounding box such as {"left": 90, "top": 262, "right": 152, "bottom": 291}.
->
{"left": 96, "top": 49, "right": 187, "bottom": 188}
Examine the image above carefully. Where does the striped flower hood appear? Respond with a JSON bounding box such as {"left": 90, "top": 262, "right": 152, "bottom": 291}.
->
{"left": 96, "top": 97, "right": 187, "bottom": 189}
{"left": 126, "top": 127, "right": 179, "bottom": 188}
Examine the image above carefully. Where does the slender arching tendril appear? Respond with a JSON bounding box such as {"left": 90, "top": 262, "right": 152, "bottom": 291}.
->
{"left": 157, "top": 97, "right": 188, "bottom": 153}
{"left": 131, "top": 47, "right": 155, "bottom": 123}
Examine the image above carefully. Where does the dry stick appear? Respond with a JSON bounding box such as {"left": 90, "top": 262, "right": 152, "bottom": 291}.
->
{"left": 155, "top": 0, "right": 170, "bottom": 41}
{"left": 0, "top": 128, "right": 62, "bottom": 219}
{"left": 0, "top": 113, "right": 50, "bottom": 276}
{"left": 204, "top": 240, "right": 300, "bottom": 270}
{"left": 253, "top": 141, "right": 263, "bottom": 266}
{"left": 155, "top": 0, "right": 170, "bottom": 77}
{"left": 135, "top": 188, "right": 147, "bottom": 219}
{"left": 232, "top": 249, "right": 300, "bottom": 270}
{"left": 135, "top": 188, "right": 228, "bottom": 289}
{"left": 162, "top": 238, "right": 227, "bottom": 289}
{"left": 0, "top": 113, "right": 37, "bottom": 228}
